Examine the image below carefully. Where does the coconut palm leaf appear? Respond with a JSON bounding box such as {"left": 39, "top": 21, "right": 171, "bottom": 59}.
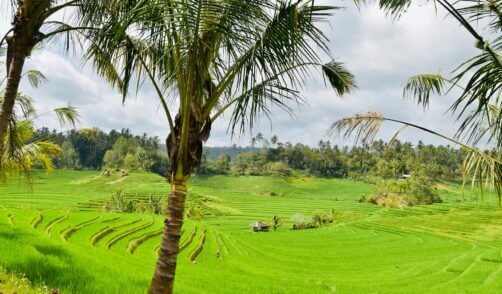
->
{"left": 402, "top": 74, "right": 446, "bottom": 109}
{"left": 24, "top": 70, "right": 49, "bottom": 88}
{"left": 328, "top": 111, "right": 502, "bottom": 203}
{"left": 53, "top": 106, "right": 80, "bottom": 128}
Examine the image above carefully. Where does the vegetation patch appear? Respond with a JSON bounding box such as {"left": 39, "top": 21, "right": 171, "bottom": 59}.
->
{"left": 60, "top": 217, "right": 101, "bottom": 241}
{"left": 30, "top": 213, "right": 43, "bottom": 229}
{"left": 7, "top": 214, "right": 14, "bottom": 227}
{"left": 179, "top": 227, "right": 197, "bottom": 252}
{"left": 106, "top": 218, "right": 155, "bottom": 249}
{"left": 0, "top": 266, "right": 49, "bottom": 294}
{"left": 361, "top": 177, "right": 442, "bottom": 208}
{"left": 44, "top": 214, "right": 68, "bottom": 236}
{"left": 126, "top": 228, "right": 163, "bottom": 254}
{"left": 189, "top": 228, "right": 206, "bottom": 264}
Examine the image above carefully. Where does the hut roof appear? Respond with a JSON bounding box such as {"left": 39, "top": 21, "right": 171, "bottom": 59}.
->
{"left": 251, "top": 221, "right": 270, "bottom": 228}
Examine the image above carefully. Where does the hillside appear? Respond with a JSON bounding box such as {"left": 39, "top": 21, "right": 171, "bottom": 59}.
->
{"left": 1, "top": 171, "right": 501, "bottom": 293}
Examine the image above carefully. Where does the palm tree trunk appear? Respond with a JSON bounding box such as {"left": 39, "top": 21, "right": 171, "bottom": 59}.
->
{"left": 149, "top": 173, "right": 189, "bottom": 294}
{"left": 0, "top": 41, "right": 27, "bottom": 145}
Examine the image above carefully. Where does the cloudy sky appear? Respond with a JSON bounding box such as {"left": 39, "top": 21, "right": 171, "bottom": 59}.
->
{"left": 1, "top": 1, "right": 478, "bottom": 147}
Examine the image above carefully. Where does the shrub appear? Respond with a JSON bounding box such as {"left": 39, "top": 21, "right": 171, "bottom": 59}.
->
{"left": 292, "top": 222, "right": 318, "bottom": 230}
{"left": 102, "top": 189, "right": 137, "bottom": 213}
{"left": 271, "top": 214, "right": 282, "bottom": 231}
{"left": 186, "top": 202, "right": 204, "bottom": 220}
{"left": 311, "top": 211, "right": 334, "bottom": 227}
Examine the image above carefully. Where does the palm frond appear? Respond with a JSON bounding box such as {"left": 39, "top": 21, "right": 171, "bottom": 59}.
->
{"left": 403, "top": 73, "right": 446, "bottom": 109}
{"left": 328, "top": 111, "right": 502, "bottom": 205}
{"left": 322, "top": 60, "right": 357, "bottom": 96}
{"left": 25, "top": 70, "right": 48, "bottom": 88}
{"left": 53, "top": 105, "right": 80, "bottom": 128}
{"left": 353, "top": 0, "right": 412, "bottom": 17}
{"left": 327, "top": 111, "right": 384, "bottom": 145}
{"left": 450, "top": 51, "right": 502, "bottom": 147}
{"left": 463, "top": 148, "right": 502, "bottom": 204}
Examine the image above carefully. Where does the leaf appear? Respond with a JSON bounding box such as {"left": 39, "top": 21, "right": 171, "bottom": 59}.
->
{"left": 402, "top": 73, "right": 446, "bottom": 109}
{"left": 26, "top": 70, "right": 48, "bottom": 88}
{"left": 322, "top": 60, "right": 357, "bottom": 96}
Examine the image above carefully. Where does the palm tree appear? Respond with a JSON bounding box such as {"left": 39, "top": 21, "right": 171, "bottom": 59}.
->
{"left": 330, "top": 0, "right": 501, "bottom": 203}
{"left": 84, "top": 1, "right": 358, "bottom": 292}
{"left": 400, "top": 0, "right": 501, "bottom": 148}
{"left": 0, "top": 0, "right": 96, "bottom": 148}
{"left": 329, "top": 111, "right": 501, "bottom": 205}
{"left": 81, "top": 127, "right": 100, "bottom": 168}
{"left": 0, "top": 91, "right": 79, "bottom": 179}
{"left": 271, "top": 135, "right": 279, "bottom": 146}
{"left": 0, "top": 57, "right": 78, "bottom": 179}
{"left": 255, "top": 133, "right": 264, "bottom": 144}
{"left": 250, "top": 137, "right": 257, "bottom": 148}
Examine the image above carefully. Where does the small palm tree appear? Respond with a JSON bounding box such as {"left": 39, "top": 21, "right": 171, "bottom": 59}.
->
{"left": 0, "top": 91, "right": 79, "bottom": 180}
{"left": 85, "top": 1, "right": 358, "bottom": 292}
{"left": 271, "top": 135, "right": 279, "bottom": 146}
{"left": 272, "top": 213, "right": 282, "bottom": 231}
{"left": 250, "top": 137, "right": 257, "bottom": 148}
{"left": 0, "top": 60, "right": 78, "bottom": 179}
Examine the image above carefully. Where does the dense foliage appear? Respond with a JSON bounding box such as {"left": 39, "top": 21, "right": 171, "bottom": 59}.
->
{"left": 36, "top": 128, "right": 469, "bottom": 182}
{"left": 31, "top": 127, "right": 167, "bottom": 175}
{"left": 199, "top": 138, "right": 466, "bottom": 181}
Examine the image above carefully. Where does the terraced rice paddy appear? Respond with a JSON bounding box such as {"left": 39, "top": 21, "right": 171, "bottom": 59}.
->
{"left": 0, "top": 170, "right": 501, "bottom": 293}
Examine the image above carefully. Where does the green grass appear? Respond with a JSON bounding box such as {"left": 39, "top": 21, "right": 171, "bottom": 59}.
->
{"left": 0, "top": 170, "right": 501, "bottom": 293}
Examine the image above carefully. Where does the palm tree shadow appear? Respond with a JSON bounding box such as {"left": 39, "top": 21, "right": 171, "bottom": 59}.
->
{"left": 0, "top": 229, "right": 95, "bottom": 292}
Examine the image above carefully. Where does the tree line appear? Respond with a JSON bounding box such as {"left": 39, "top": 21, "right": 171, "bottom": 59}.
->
{"left": 35, "top": 127, "right": 469, "bottom": 182}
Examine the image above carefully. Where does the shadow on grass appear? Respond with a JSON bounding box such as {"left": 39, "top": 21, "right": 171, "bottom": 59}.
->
{"left": 0, "top": 227, "right": 95, "bottom": 292}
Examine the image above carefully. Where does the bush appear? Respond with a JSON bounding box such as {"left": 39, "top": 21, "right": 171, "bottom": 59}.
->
{"left": 366, "top": 177, "right": 442, "bottom": 207}
{"left": 311, "top": 211, "right": 333, "bottom": 227}
{"left": 102, "top": 189, "right": 136, "bottom": 213}
{"left": 267, "top": 162, "right": 292, "bottom": 176}
{"left": 292, "top": 222, "right": 318, "bottom": 230}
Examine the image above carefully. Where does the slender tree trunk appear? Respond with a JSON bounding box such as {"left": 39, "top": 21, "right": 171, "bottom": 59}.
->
{"left": 0, "top": 42, "right": 27, "bottom": 145}
{"left": 149, "top": 171, "right": 189, "bottom": 294}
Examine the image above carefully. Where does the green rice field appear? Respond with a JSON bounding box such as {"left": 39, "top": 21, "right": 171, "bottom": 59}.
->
{"left": 1, "top": 170, "right": 501, "bottom": 293}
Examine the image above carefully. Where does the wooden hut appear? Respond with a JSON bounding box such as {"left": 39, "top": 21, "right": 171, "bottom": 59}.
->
{"left": 251, "top": 221, "right": 270, "bottom": 232}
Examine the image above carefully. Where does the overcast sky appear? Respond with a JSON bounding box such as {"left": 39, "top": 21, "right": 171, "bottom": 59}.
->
{"left": 1, "top": 1, "right": 478, "bottom": 147}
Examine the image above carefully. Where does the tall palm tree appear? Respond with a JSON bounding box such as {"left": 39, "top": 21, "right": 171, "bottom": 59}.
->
{"left": 328, "top": 111, "right": 501, "bottom": 205}
{"left": 81, "top": 127, "right": 100, "bottom": 168}
{"left": 332, "top": 0, "right": 501, "bottom": 200}
{"left": 0, "top": 0, "right": 96, "bottom": 149}
{"left": 83, "top": 1, "right": 358, "bottom": 292}
{"left": 399, "top": 0, "right": 501, "bottom": 148}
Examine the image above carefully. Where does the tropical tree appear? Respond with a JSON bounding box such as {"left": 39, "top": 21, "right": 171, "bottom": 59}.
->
{"left": 330, "top": 0, "right": 501, "bottom": 203}
{"left": 250, "top": 137, "right": 257, "bottom": 148}
{"left": 399, "top": 0, "right": 501, "bottom": 148}
{"left": 0, "top": 46, "right": 78, "bottom": 179}
{"left": 271, "top": 135, "right": 279, "bottom": 146}
{"left": 0, "top": 0, "right": 95, "bottom": 151}
{"left": 0, "top": 91, "right": 78, "bottom": 179}
{"left": 81, "top": 127, "right": 101, "bottom": 168}
{"left": 83, "top": 1, "right": 358, "bottom": 292}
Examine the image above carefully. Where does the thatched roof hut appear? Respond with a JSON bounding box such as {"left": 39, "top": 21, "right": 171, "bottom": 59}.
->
{"left": 251, "top": 221, "right": 270, "bottom": 232}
